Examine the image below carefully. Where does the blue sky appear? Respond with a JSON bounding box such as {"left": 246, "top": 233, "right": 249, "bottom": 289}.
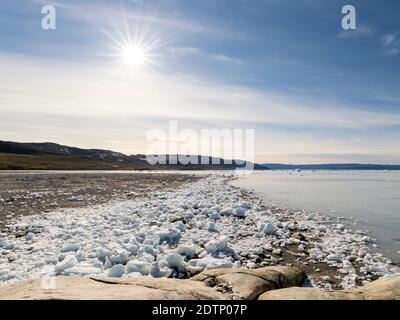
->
{"left": 0, "top": 0, "right": 399, "bottom": 163}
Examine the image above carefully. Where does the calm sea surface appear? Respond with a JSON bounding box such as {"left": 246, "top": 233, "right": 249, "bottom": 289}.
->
{"left": 232, "top": 170, "right": 400, "bottom": 264}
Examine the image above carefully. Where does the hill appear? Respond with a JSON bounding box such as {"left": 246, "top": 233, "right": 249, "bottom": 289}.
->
{"left": 0, "top": 140, "right": 265, "bottom": 170}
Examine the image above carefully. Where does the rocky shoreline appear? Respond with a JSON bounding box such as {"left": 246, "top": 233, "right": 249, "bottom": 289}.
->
{"left": 0, "top": 172, "right": 399, "bottom": 295}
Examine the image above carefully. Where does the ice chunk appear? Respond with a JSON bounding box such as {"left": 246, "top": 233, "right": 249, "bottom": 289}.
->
{"left": 25, "top": 233, "right": 34, "bottom": 241}
{"left": 204, "top": 237, "right": 236, "bottom": 258}
{"left": 262, "top": 223, "right": 276, "bottom": 235}
{"left": 126, "top": 260, "right": 151, "bottom": 275}
{"left": 104, "top": 256, "right": 112, "bottom": 269}
{"left": 137, "top": 245, "right": 156, "bottom": 257}
{"left": 272, "top": 248, "right": 282, "bottom": 255}
{"left": 61, "top": 243, "right": 81, "bottom": 253}
{"left": 232, "top": 207, "right": 245, "bottom": 217}
{"left": 108, "top": 264, "right": 125, "bottom": 277}
{"left": 96, "top": 248, "right": 112, "bottom": 259}
{"left": 239, "top": 201, "right": 251, "bottom": 209}
{"left": 176, "top": 246, "right": 196, "bottom": 259}
{"left": 207, "top": 222, "right": 218, "bottom": 233}
{"left": 149, "top": 261, "right": 172, "bottom": 278}
{"left": 327, "top": 254, "right": 341, "bottom": 262}
{"left": 369, "top": 264, "right": 389, "bottom": 274}
{"left": 220, "top": 208, "right": 232, "bottom": 216}
{"left": 164, "top": 253, "right": 186, "bottom": 272}
{"left": 55, "top": 255, "right": 78, "bottom": 273}
{"left": 109, "top": 250, "right": 130, "bottom": 264}
{"left": 263, "top": 243, "right": 273, "bottom": 251}
{"left": 124, "top": 244, "right": 138, "bottom": 255}
{"left": 64, "top": 264, "right": 101, "bottom": 276}
{"left": 158, "top": 227, "right": 182, "bottom": 245}
{"left": 187, "top": 256, "right": 233, "bottom": 274}
{"left": 138, "top": 252, "right": 155, "bottom": 263}
{"left": 68, "top": 195, "right": 84, "bottom": 201}
{"left": 209, "top": 211, "right": 221, "bottom": 220}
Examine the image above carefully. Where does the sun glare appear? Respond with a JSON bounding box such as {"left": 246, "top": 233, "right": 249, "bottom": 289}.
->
{"left": 122, "top": 44, "right": 147, "bottom": 68}
{"left": 102, "top": 9, "right": 163, "bottom": 73}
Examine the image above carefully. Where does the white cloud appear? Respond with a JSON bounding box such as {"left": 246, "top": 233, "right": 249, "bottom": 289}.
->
{"left": 1, "top": 53, "right": 399, "bottom": 129}
{"left": 168, "top": 47, "right": 244, "bottom": 65}
{"left": 382, "top": 32, "right": 397, "bottom": 46}
{"left": 1, "top": 53, "right": 400, "bottom": 161}
{"left": 386, "top": 48, "right": 399, "bottom": 56}
{"left": 168, "top": 47, "right": 202, "bottom": 56}
{"left": 211, "top": 54, "right": 244, "bottom": 65}
{"left": 338, "top": 23, "right": 376, "bottom": 38}
{"left": 381, "top": 32, "right": 399, "bottom": 56}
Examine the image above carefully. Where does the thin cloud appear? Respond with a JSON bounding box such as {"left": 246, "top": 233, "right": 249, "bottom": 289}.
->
{"left": 43, "top": 1, "right": 249, "bottom": 41}
{"left": 338, "top": 23, "right": 376, "bottom": 38}
{"left": 385, "top": 48, "right": 399, "bottom": 56}
{"left": 32, "top": 0, "right": 75, "bottom": 9}
{"left": 211, "top": 54, "right": 244, "bottom": 65}
{"left": 382, "top": 32, "right": 397, "bottom": 46}
{"left": 1, "top": 54, "right": 400, "bottom": 162}
{"left": 1, "top": 53, "right": 400, "bottom": 129}
{"left": 168, "top": 47, "right": 245, "bottom": 65}
{"left": 381, "top": 32, "right": 399, "bottom": 56}
{"left": 168, "top": 46, "right": 202, "bottom": 56}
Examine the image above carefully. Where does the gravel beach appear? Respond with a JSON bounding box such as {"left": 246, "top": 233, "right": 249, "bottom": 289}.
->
{"left": 0, "top": 172, "right": 199, "bottom": 228}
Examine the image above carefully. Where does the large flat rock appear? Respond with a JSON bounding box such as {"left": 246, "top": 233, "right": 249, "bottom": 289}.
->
{"left": 0, "top": 276, "right": 227, "bottom": 300}
{"left": 259, "top": 275, "right": 400, "bottom": 300}
{"left": 0, "top": 266, "right": 306, "bottom": 300}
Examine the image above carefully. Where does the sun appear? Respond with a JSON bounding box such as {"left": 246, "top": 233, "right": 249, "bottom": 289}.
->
{"left": 122, "top": 44, "right": 147, "bottom": 68}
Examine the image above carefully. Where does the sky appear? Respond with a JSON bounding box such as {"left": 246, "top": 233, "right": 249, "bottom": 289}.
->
{"left": 0, "top": 0, "right": 399, "bottom": 163}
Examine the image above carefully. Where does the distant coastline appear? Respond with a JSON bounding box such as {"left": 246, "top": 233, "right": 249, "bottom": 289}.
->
{"left": 261, "top": 163, "right": 400, "bottom": 170}
{"left": 1, "top": 140, "right": 399, "bottom": 171}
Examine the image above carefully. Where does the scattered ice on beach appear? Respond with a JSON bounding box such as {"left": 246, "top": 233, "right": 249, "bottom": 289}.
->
{"left": 0, "top": 174, "right": 398, "bottom": 290}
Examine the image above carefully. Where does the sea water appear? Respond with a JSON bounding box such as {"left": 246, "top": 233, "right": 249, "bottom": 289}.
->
{"left": 232, "top": 170, "right": 400, "bottom": 264}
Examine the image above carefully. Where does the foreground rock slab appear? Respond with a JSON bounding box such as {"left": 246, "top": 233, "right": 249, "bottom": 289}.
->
{"left": 0, "top": 276, "right": 227, "bottom": 300}
{"left": 0, "top": 266, "right": 305, "bottom": 300}
{"left": 193, "top": 266, "right": 305, "bottom": 299}
{"left": 259, "top": 275, "right": 400, "bottom": 300}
